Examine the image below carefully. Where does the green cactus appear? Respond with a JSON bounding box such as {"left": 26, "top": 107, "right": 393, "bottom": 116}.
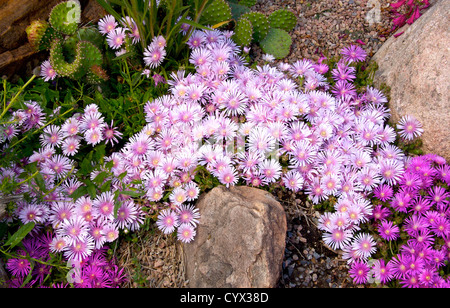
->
{"left": 232, "top": 17, "right": 253, "bottom": 47}
{"left": 240, "top": 12, "right": 269, "bottom": 42}
{"left": 76, "top": 27, "right": 105, "bottom": 50}
{"left": 237, "top": 0, "right": 257, "bottom": 7}
{"left": 26, "top": 20, "right": 49, "bottom": 50}
{"left": 199, "top": 0, "right": 232, "bottom": 27}
{"left": 50, "top": 38, "right": 104, "bottom": 82}
{"left": 27, "top": 1, "right": 109, "bottom": 84}
{"left": 260, "top": 28, "right": 292, "bottom": 59}
{"left": 50, "top": 38, "right": 82, "bottom": 78}
{"left": 268, "top": 9, "right": 297, "bottom": 32}
{"left": 228, "top": 2, "right": 251, "bottom": 20}
{"left": 86, "top": 65, "right": 109, "bottom": 84}
{"left": 49, "top": 0, "right": 81, "bottom": 36}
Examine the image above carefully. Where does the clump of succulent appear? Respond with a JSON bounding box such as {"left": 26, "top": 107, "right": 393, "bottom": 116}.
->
{"left": 26, "top": 1, "right": 108, "bottom": 84}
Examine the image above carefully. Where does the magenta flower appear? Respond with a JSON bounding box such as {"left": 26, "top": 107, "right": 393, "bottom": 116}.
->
{"left": 349, "top": 261, "right": 370, "bottom": 284}
{"left": 378, "top": 220, "right": 400, "bottom": 241}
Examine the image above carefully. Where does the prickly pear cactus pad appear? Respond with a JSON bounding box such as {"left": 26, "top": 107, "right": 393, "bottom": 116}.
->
{"left": 50, "top": 38, "right": 82, "bottom": 78}
{"left": 260, "top": 28, "right": 292, "bottom": 59}
{"left": 233, "top": 17, "right": 253, "bottom": 47}
{"left": 199, "top": 0, "right": 232, "bottom": 27}
{"left": 49, "top": 0, "right": 81, "bottom": 35}
{"left": 241, "top": 12, "right": 269, "bottom": 42}
{"left": 269, "top": 9, "right": 297, "bottom": 32}
{"left": 237, "top": 0, "right": 257, "bottom": 7}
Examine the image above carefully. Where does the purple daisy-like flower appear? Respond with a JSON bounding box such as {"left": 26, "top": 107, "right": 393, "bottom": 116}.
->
{"left": 156, "top": 209, "right": 179, "bottom": 234}
{"left": 84, "top": 127, "right": 104, "bottom": 146}
{"left": 18, "top": 203, "right": 48, "bottom": 225}
{"left": 106, "top": 27, "right": 126, "bottom": 49}
{"left": 349, "top": 261, "right": 370, "bottom": 284}
{"left": 373, "top": 184, "right": 394, "bottom": 202}
{"left": 177, "top": 223, "right": 196, "bottom": 243}
{"left": 351, "top": 233, "right": 377, "bottom": 259}
{"left": 397, "top": 115, "right": 424, "bottom": 141}
{"left": 323, "top": 228, "right": 352, "bottom": 250}
{"left": 115, "top": 200, "right": 144, "bottom": 231}
{"left": 371, "top": 259, "right": 393, "bottom": 285}
{"left": 98, "top": 15, "right": 117, "bottom": 35}
{"left": 40, "top": 125, "right": 63, "bottom": 148}
{"left": 143, "top": 45, "right": 166, "bottom": 69}
{"left": 61, "top": 136, "right": 80, "bottom": 156}
{"left": 103, "top": 121, "right": 123, "bottom": 146}
{"left": 340, "top": 45, "right": 367, "bottom": 63}
{"left": 176, "top": 204, "right": 200, "bottom": 226}
{"left": 379, "top": 158, "right": 405, "bottom": 186}
{"left": 40, "top": 60, "right": 57, "bottom": 82}
{"left": 6, "top": 253, "right": 32, "bottom": 278}
{"left": 378, "top": 220, "right": 400, "bottom": 241}
{"left": 64, "top": 236, "right": 95, "bottom": 262}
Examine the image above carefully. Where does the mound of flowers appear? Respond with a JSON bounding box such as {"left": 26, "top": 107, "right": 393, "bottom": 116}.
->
{"left": 1, "top": 13, "right": 448, "bottom": 287}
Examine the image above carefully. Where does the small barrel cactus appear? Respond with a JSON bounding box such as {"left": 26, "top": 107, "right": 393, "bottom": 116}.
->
{"left": 26, "top": 20, "right": 49, "bottom": 49}
{"left": 260, "top": 28, "right": 292, "bottom": 59}
{"left": 268, "top": 9, "right": 297, "bottom": 32}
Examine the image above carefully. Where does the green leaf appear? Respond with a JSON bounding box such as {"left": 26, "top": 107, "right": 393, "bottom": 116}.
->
{"left": 21, "top": 261, "right": 34, "bottom": 287}
{"left": 70, "top": 185, "right": 87, "bottom": 200}
{"left": 93, "top": 171, "right": 109, "bottom": 185}
{"left": 86, "top": 180, "right": 97, "bottom": 199}
{"left": 3, "top": 222, "right": 35, "bottom": 249}
{"left": 120, "top": 190, "right": 144, "bottom": 198}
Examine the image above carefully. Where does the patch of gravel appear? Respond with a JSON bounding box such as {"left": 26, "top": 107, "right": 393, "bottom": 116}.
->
{"left": 275, "top": 189, "right": 358, "bottom": 288}
{"left": 250, "top": 0, "right": 396, "bottom": 64}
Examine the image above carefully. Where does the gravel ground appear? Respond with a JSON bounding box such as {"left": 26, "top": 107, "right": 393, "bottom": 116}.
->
{"left": 251, "top": 0, "right": 396, "bottom": 64}
{"left": 116, "top": 0, "right": 434, "bottom": 289}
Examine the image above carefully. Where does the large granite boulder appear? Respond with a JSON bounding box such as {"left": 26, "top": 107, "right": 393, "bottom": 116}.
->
{"left": 184, "top": 186, "right": 286, "bottom": 288}
{"left": 372, "top": 0, "right": 450, "bottom": 161}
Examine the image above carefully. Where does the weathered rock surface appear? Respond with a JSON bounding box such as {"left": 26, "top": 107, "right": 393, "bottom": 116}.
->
{"left": 0, "top": 0, "right": 106, "bottom": 79}
{"left": 184, "top": 185, "right": 287, "bottom": 288}
{"left": 372, "top": 0, "right": 450, "bottom": 161}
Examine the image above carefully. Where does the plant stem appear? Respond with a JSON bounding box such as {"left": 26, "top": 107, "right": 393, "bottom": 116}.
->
{"left": 0, "top": 248, "right": 70, "bottom": 271}
{"left": 15, "top": 170, "right": 39, "bottom": 187}
{"left": 0, "top": 75, "right": 36, "bottom": 121}
{"left": 9, "top": 107, "right": 75, "bottom": 149}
